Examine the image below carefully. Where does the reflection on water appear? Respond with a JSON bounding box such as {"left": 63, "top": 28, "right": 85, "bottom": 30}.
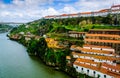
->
{"left": 0, "top": 33, "right": 70, "bottom": 78}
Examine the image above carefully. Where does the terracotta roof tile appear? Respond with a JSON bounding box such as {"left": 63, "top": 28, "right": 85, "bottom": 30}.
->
{"left": 69, "top": 13, "right": 78, "bottom": 16}
{"left": 85, "top": 39, "right": 120, "bottom": 44}
{"left": 98, "top": 9, "right": 109, "bottom": 12}
{"left": 74, "top": 58, "right": 120, "bottom": 78}
{"left": 66, "top": 56, "right": 71, "bottom": 60}
{"left": 83, "top": 44, "right": 113, "bottom": 49}
{"left": 80, "top": 12, "right": 91, "bottom": 14}
{"left": 72, "top": 52, "right": 120, "bottom": 61}
{"left": 86, "top": 34, "right": 120, "bottom": 38}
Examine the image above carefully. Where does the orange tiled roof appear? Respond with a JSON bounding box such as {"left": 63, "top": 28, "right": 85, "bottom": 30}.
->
{"left": 83, "top": 44, "right": 113, "bottom": 49}
{"left": 45, "top": 38, "right": 66, "bottom": 49}
{"left": 80, "top": 12, "right": 91, "bottom": 14}
{"left": 98, "top": 9, "right": 109, "bottom": 12}
{"left": 75, "top": 58, "right": 99, "bottom": 65}
{"left": 85, "top": 39, "right": 120, "bottom": 44}
{"left": 86, "top": 34, "right": 120, "bottom": 38}
{"left": 89, "top": 29, "right": 120, "bottom": 32}
{"left": 69, "top": 13, "right": 78, "bottom": 16}
{"left": 94, "top": 55, "right": 120, "bottom": 61}
{"left": 102, "top": 63, "right": 120, "bottom": 70}
{"left": 71, "top": 45, "right": 113, "bottom": 54}
{"left": 72, "top": 52, "right": 120, "bottom": 61}
{"left": 78, "top": 47, "right": 112, "bottom": 54}
{"left": 61, "top": 14, "right": 68, "bottom": 16}
{"left": 74, "top": 58, "right": 101, "bottom": 71}
{"left": 70, "top": 45, "right": 77, "bottom": 49}
{"left": 74, "top": 58, "right": 120, "bottom": 78}
{"left": 66, "top": 56, "right": 71, "bottom": 60}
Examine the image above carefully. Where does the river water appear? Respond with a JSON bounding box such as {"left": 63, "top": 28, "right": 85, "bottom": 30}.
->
{"left": 0, "top": 33, "right": 70, "bottom": 78}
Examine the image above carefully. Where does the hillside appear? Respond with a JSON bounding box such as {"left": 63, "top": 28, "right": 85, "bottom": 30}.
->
{"left": 0, "top": 24, "right": 13, "bottom": 33}
{"left": 9, "top": 15, "right": 120, "bottom": 78}
{"left": 10, "top": 14, "right": 120, "bottom": 35}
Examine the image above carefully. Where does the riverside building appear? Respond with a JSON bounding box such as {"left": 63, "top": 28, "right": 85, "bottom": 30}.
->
{"left": 44, "top": 4, "right": 120, "bottom": 19}
{"left": 70, "top": 45, "right": 120, "bottom": 78}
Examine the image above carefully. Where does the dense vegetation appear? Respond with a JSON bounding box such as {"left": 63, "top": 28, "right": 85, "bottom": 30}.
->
{"left": 27, "top": 38, "right": 70, "bottom": 67}
{"left": 10, "top": 14, "right": 120, "bottom": 36}
{"left": 0, "top": 24, "right": 13, "bottom": 33}
{"left": 9, "top": 14, "right": 120, "bottom": 78}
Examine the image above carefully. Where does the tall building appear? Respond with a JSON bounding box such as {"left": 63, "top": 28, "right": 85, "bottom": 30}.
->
{"left": 85, "top": 29, "right": 120, "bottom": 54}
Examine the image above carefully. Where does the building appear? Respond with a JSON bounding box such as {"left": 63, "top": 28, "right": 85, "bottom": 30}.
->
{"left": 73, "top": 58, "right": 120, "bottom": 78}
{"left": 70, "top": 45, "right": 120, "bottom": 78}
{"left": 111, "top": 4, "right": 120, "bottom": 14}
{"left": 85, "top": 29, "right": 120, "bottom": 54}
{"left": 70, "top": 45, "right": 116, "bottom": 56}
{"left": 45, "top": 38, "right": 68, "bottom": 48}
{"left": 83, "top": 44, "right": 115, "bottom": 52}
{"left": 10, "top": 34, "right": 21, "bottom": 40}
{"left": 68, "top": 31, "right": 86, "bottom": 39}
{"left": 44, "top": 4, "right": 120, "bottom": 19}
{"left": 72, "top": 52, "right": 120, "bottom": 65}
{"left": 45, "top": 38, "right": 60, "bottom": 48}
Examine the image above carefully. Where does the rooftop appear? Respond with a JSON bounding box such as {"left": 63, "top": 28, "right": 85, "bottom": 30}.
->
{"left": 72, "top": 52, "right": 120, "bottom": 61}
{"left": 71, "top": 45, "right": 113, "bottom": 54}
{"left": 74, "top": 58, "right": 120, "bottom": 78}
{"left": 85, "top": 39, "right": 120, "bottom": 44}
{"left": 86, "top": 34, "right": 120, "bottom": 38}
{"left": 66, "top": 56, "right": 71, "bottom": 60}
{"left": 80, "top": 12, "right": 91, "bottom": 14}
{"left": 83, "top": 44, "right": 113, "bottom": 49}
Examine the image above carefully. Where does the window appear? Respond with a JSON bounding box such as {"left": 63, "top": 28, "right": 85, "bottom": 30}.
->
{"left": 81, "top": 68, "right": 83, "bottom": 71}
{"left": 93, "top": 71, "right": 96, "bottom": 75}
{"left": 76, "top": 66, "right": 78, "bottom": 69}
{"left": 87, "top": 70, "right": 89, "bottom": 73}
{"left": 104, "top": 75, "right": 106, "bottom": 78}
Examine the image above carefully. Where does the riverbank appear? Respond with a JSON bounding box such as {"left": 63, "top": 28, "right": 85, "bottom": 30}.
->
{"left": 0, "top": 33, "right": 70, "bottom": 78}
{"left": 8, "top": 33, "right": 94, "bottom": 78}
{"left": 8, "top": 17, "right": 115, "bottom": 78}
{"left": 0, "top": 24, "right": 13, "bottom": 33}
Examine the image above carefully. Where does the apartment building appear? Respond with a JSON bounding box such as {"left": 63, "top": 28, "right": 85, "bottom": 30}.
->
{"left": 70, "top": 45, "right": 120, "bottom": 78}
{"left": 85, "top": 29, "right": 120, "bottom": 54}
{"left": 44, "top": 4, "right": 120, "bottom": 19}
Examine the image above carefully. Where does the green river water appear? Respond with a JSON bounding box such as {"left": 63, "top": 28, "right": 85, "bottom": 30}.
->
{"left": 0, "top": 33, "right": 70, "bottom": 78}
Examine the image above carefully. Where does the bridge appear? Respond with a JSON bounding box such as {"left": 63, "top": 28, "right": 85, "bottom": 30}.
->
{"left": 0, "top": 22, "right": 25, "bottom": 27}
{"left": 0, "top": 22, "right": 25, "bottom": 24}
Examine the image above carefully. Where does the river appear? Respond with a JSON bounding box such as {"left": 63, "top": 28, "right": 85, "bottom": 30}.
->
{"left": 0, "top": 33, "right": 70, "bottom": 78}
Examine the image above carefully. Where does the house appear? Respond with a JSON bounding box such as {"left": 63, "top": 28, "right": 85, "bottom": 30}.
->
{"left": 45, "top": 38, "right": 66, "bottom": 48}
{"left": 68, "top": 31, "right": 86, "bottom": 39}
{"left": 72, "top": 52, "right": 120, "bottom": 65}
{"left": 44, "top": 4, "right": 120, "bottom": 19}
{"left": 70, "top": 42, "right": 120, "bottom": 78}
{"left": 85, "top": 29, "right": 120, "bottom": 54}
{"left": 73, "top": 58, "right": 120, "bottom": 78}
